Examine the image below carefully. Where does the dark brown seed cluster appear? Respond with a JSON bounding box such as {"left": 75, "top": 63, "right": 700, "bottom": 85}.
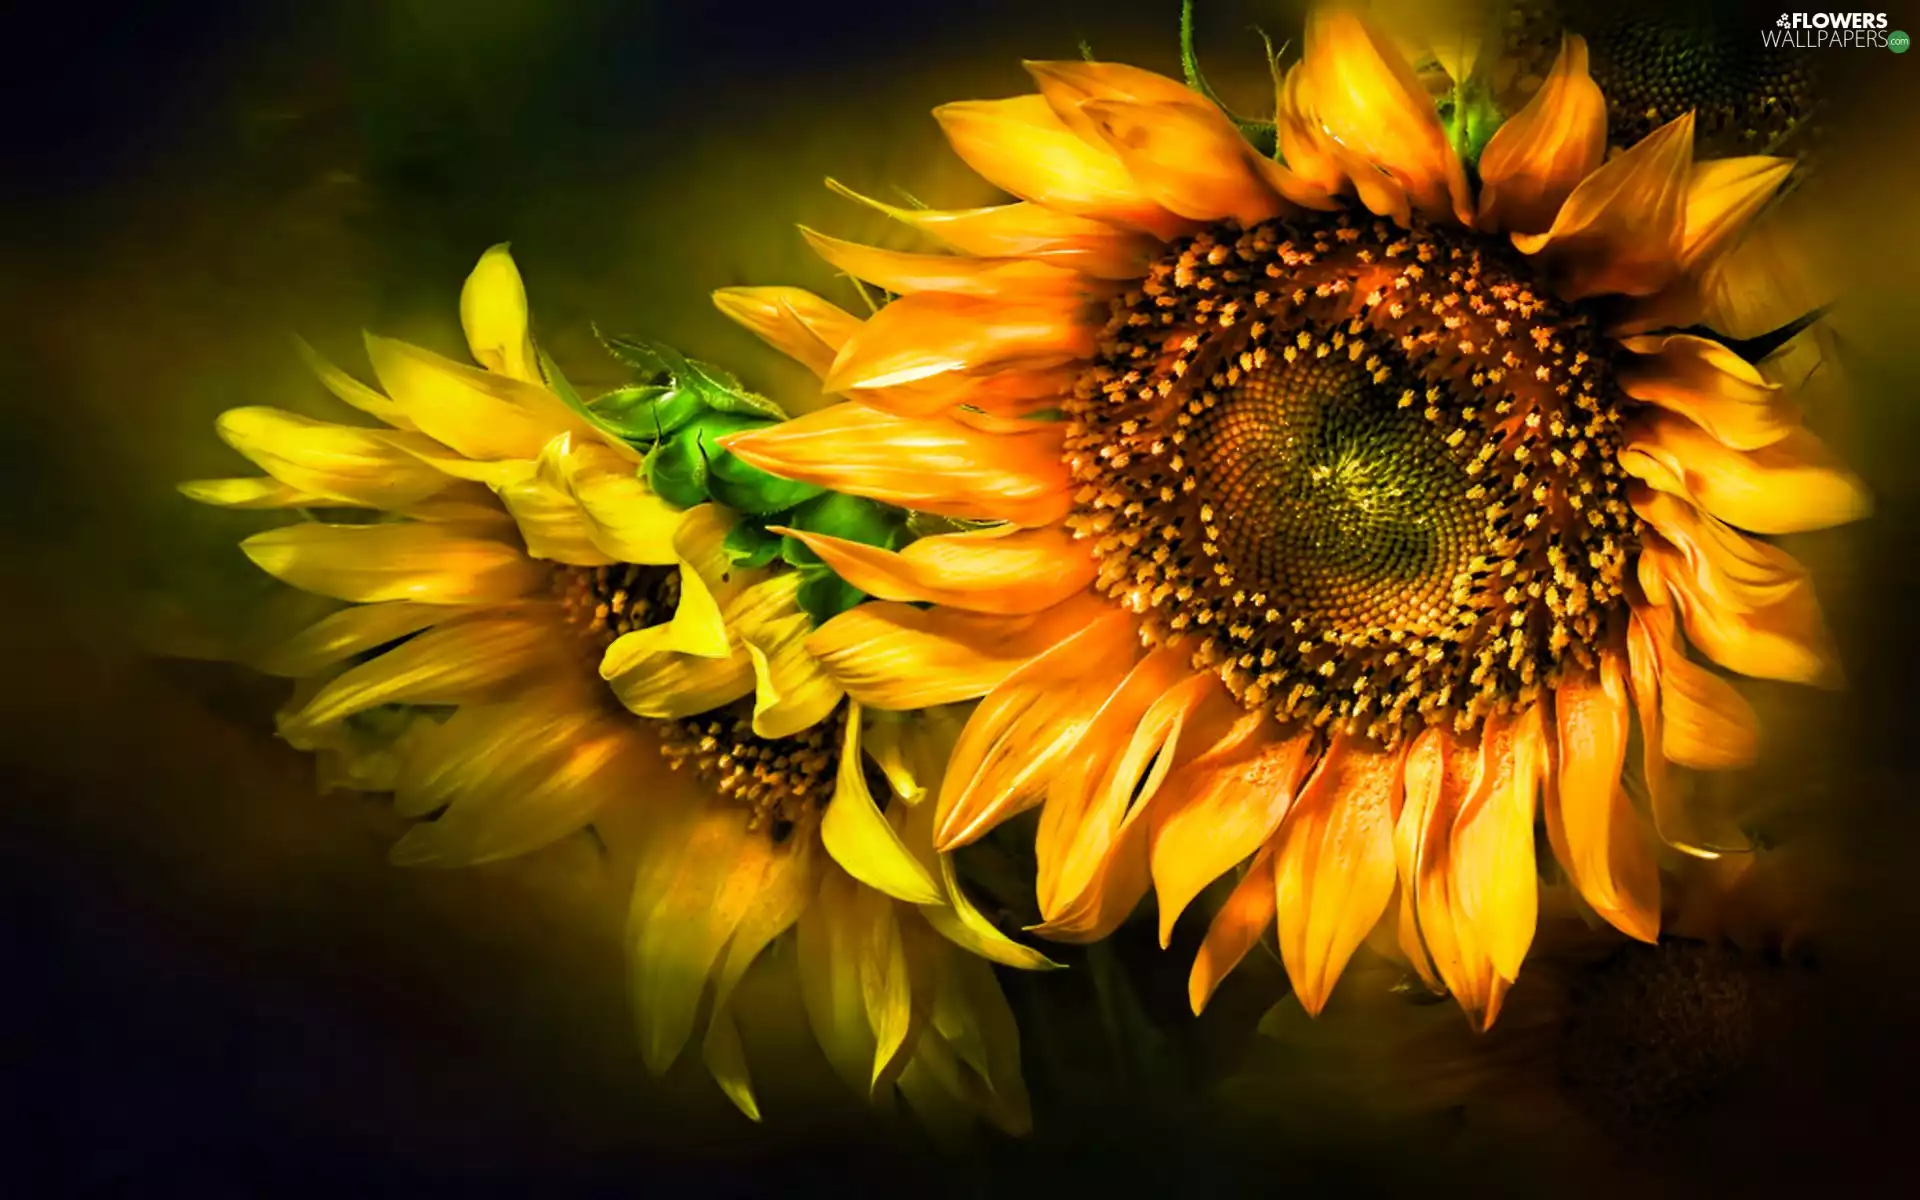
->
{"left": 1558, "top": 942, "right": 1783, "bottom": 1140}
{"left": 551, "top": 562, "right": 681, "bottom": 656}
{"left": 658, "top": 704, "right": 845, "bottom": 842}
{"left": 1508, "top": 0, "right": 1819, "bottom": 157}
{"left": 1064, "top": 210, "right": 1639, "bottom": 744}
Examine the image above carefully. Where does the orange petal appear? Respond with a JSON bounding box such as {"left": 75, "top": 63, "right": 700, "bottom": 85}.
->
{"left": 1032, "top": 651, "right": 1200, "bottom": 932}
{"left": 804, "top": 592, "right": 1110, "bottom": 711}
{"left": 850, "top": 363, "right": 1080, "bottom": 420}
{"left": 1296, "top": 8, "right": 1473, "bottom": 224}
{"left": 1276, "top": 65, "right": 1411, "bottom": 226}
{"left": 1024, "top": 59, "right": 1209, "bottom": 145}
{"left": 1189, "top": 846, "right": 1277, "bottom": 1015}
{"left": 1511, "top": 113, "right": 1695, "bottom": 300}
{"left": 1547, "top": 654, "right": 1660, "bottom": 942}
{"left": 1679, "top": 156, "right": 1796, "bottom": 273}
{"left": 1635, "top": 487, "right": 1841, "bottom": 687}
{"left": 1270, "top": 735, "right": 1405, "bottom": 1015}
{"left": 1449, "top": 708, "right": 1546, "bottom": 983}
{"left": 712, "top": 287, "right": 863, "bottom": 379}
{"left": 1476, "top": 36, "right": 1606, "bottom": 234}
{"left": 718, "top": 403, "right": 1073, "bottom": 528}
{"left": 1617, "top": 334, "right": 1798, "bottom": 450}
{"left": 826, "top": 180, "right": 1156, "bottom": 280}
{"left": 1401, "top": 725, "right": 1509, "bottom": 1029}
{"left": 775, "top": 524, "right": 1095, "bottom": 615}
{"left": 935, "top": 608, "right": 1139, "bottom": 849}
{"left": 933, "top": 95, "right": 1189, "bottom": 239}
{"left": 1076, "top": 99, "right": 1287, "bottom": 227}
{"left": 800, "top": 228, "right": 1098, "bottom": 300}
{"left": 823, "top": 290, "right": 1096, "bottom": 394}
{"left": 1627, "top": 600, "right": 1757, "bottom": 857}
{"left": 1620, "top": 410, "right": 1870, "bottom": 535}
{"left": 1151, "top": 722, "right": 1316, "bottom": 947}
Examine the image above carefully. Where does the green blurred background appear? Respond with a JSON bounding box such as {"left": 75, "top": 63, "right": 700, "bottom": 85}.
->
{"left": 4, "top": 0, "right": 1919, "bottom": 1191}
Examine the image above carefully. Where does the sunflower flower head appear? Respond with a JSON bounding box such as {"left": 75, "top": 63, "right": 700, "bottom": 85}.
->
{"left": 184, "top": 245, "right": 1047, "bottom": 1133}
{"left": 719, "top": 3, "right": 1865, "bottom": 1031}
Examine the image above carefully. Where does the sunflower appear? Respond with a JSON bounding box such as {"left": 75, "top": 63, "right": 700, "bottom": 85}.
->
{"left": 182, "top": 246, "right": 1040, "bottom": 1131}
{"left": 710, "top": 7, "right": 1867, "bottom": 1030}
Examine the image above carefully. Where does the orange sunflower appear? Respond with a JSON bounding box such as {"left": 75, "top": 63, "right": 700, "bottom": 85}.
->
{"left": 708, "top": 7, "right": 1867, "bottom": 1029}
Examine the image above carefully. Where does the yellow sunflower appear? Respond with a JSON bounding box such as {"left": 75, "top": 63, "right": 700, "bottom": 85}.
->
{"left": 709, "top": 7, "right": 1867, "bottom": 1030}
{"left": 183, "top": 247, "right": 1040, "bottom": 1131}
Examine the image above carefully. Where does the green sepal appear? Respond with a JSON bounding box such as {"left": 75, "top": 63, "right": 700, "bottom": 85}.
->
{"left": 590, "top": 383, "right": 705, "bottom": 441}
{"left": 643, "top": 431, "right": 711, "bottom": 509}
{"left": 1442, "top": 80, "right": 1503, "bottom": 172}
{"left": 722, "top": 519, "right": 786, "bottom": 570}
{"left": 704, "top": 427, "right": 828, "bottom": 517}
{"left": 593, "top": 326, "right": 788, "bottom": 421}
{"left": 539, "top": 348, "right": 647, "bottom": 448}
{"left": 788, "top": 491, "right": 906, "bottom": 552}
{"left": 795, "top": 563, "right": 868, "bottom": 624}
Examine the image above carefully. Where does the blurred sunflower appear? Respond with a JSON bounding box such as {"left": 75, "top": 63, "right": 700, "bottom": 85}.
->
{"left": 181, "top": 246, "right": 1040, "bottom": 1131}
{"left": 712, "top": 6, "right": 1866, "bottom": 1029}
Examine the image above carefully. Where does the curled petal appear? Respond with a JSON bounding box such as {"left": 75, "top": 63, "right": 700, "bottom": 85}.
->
{"left": 738, "top": 601, "right": 845, "bottom": 739}
{"left": 1617, "top": 334, "right": 1798, "bottom": 450}
{"left": 712, "top": 287, "right": 864, "bottom": 379}
{"left": 1295, "top": 8, "right": 1473, "bottom": 224}
{"left": 1621, "top": 410, "right": 1870, "bottom": 534}
{"left": 821, "top": 702, "right": 942, "bottom": 905}
{"left": 295, "top": 336, "right": 416, "bottom": 431}
{"left": 720, "top": 404, "right": 1073, "bottom": 528}
{"left": 1399, "top": 727, "right": 1508, "bottom": 1029}
{"left": 933, "top": 95, "right": 1188, "bottom": 239}
{"left": 241, "top": 522, "right": 545, "bottom": 605}
{"left": 1548, "top": 656, "right": 1660, "bottom": 942}
{"left": 827, "top": 179, "right": 1156, "bottom": 279}
{"left": 1512, "top": 113, "right": 1695, "bottom": 300}
{"left": 805, "top": 592, "right": 1109, "bottom": 711}
{"left": 1449, "top": 707, "right": 1546, "bottom": 983}
{"left": 1077, "top": 99, "right": 1287, "bottom": 227}
{"left": 500, "top": 435, "right": 684, "bottom": 567}
{"left": 1627, "top": 600, "right": 1758, "bottom": 858}
{"left": 1271, "top": 735, "right": 1405, "bottom": 1016}
{"left": 1477, "top": 36, "right": 1606, "bottom": 234}
{"left": 1635, "top": 487, "right": 1841, "bottom": 687}
{"left": 459, "top": 243, "right": 540, "bottom": 383}
{"left": 364, "top": 333, "right": 593, "bottom": 461}
{"left": 1024, "top": 58, "right": 1209, "bottom": 145}
{"left": 1189, "top": 847, "right": 1277, "bottom": 1015}
{"left": 774, "top": 524, "right": 1096, "bottom": 615}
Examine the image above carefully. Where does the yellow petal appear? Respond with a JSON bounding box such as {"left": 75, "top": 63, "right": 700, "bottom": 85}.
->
{"left": 823, "top": 290, "right": 1096, "bottom": 395}
{"left": 1617, "top": 334, "right": 1798, "bottom": 450}
{"left": 255, "top": 599, "right": 473, "bottom": 677}
{"left": 1296, "top": 8, "right": 1473, "bottom": 224}
{"left": 1024, "top": 58, "right": 1209, "bottom": 144}
{"left": 1635, "top": 487, "right": 1840, "bottom": 687}
{"left": 1512, "top": 113, "right": 1695, "bottom": 300}
{"left": 774, "top": 523, "right": 1095, "bottom": 615}
{"left": 1270, "top": 735, "right": 1403, "bottom": 1015}
{"left": 713, "top": 285, "right": 863, "bottom": 381}
{"left": 1476, "top": 36, "right": 1606, "bottom": 234}
{"left": 821, "top": 701, "right": 943, "bottom": 905}
{"left": 720, "top": 404, "right": 1073, "bottom": 528}
{"left": 1077, "top": 98, "right": 1287, "bottom": 226}
{"left": 1401, "top": 727, "right": 1509, "bottom": 1030}
{"left": 241, "top": 522, "right": 546, "bottom": 604}
{"left": 1620, "top": 410, "right": 1870, "bottom": 534}
{"left": 827, "top": 179, "right": 1156, "bottom": 280}
{"left": 895, "top": 795, "right": 1061, "bottom": 970}
{"left": 1151, "top": 722, "right": 1316, "bottom": 947}
{"left": 549, "top": 435, "right": 685, "bottom": 565}
{"left": 1678, "top": 156, "right": 1795, "bottom": 273}
{"left": 1275, "top": 65, "right": 1410, "bottom": 224}
{"left": 795, "top": 869, "right": 882, "bottom": 1092}
{"left": 933, "top": 94, "right": 1189, "bottom": 239}
{"left": 935, "top": 607, "right": 1139, "bottom": 848}
{"left": 459, "top": 243, "right": 540, "bottom": 383}
{"left": 805, "top": 592, "right": 1109, "bottom": 711}
{"left": 1189, "top": 846, "right": 1277, "bottom": 1015}
{"left": 739, "top": 604, "right": 844, "bottom": 740}
{"left": 801, "top": 228, "right": 1096, "bottom": 301}
{"left": 1547, "top": 656, "right": 1660, "bottom": 942}
{"left": 295, "top": 336, "right": 416, "bottom": 431}
{"left": 1032, "top": 651, "right": 1200, "bottom": 934}
{"left": 284, "top": 614, "right": 563, "bottom": 733}
{"left": 1626, "top": 600, "right": 1756, "bottom": 857}
{"left": 1448, "top": 707, "right": 1546, "bottom": 982}
{"left": 1690, "top": 185, "right": 1840, "bottom": 340}
{"left": 177, "top": 477, "right": 330, "bottom": 509}
{"left": 629, "top": 785, "right": 818, "bottom": 1074}
{"left": 363, "top": 332, "right": 591, "bottom": 461}
{"left": 701, "top": 1003, "right": 761, "bottom": 1122}
{"left": 214, "top": 407, "right": 457, "bottom": 509}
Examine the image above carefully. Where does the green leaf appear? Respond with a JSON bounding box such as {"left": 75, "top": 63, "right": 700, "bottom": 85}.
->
{"left": 795, "top": 564, "right": 867, "bottom": 624}
{"left": 589, "top": 383, "right": 705, "bottom": 441}
{"left": 722, "top": 520, "right": 785, "bottom": 570}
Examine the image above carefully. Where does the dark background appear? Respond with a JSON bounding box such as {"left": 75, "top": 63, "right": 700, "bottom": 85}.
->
{"left": 4, "top": 0, "right": 1918, "bottom": 1194}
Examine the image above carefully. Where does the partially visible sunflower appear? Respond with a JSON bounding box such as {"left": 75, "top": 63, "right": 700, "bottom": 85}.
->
{"left": 711, "top": 7, "right": 1867, "bottom": 1029}
{"left": 182, "top": 247, "right": 1040, "bottom": 1131}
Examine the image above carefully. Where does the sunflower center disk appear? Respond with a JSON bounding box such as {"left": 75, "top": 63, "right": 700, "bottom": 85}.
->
{"left": 552, "top": 562, "right": 681, "bottom": 655}
{"left": 1066, "top": 212, "right": 1639, "bottom": 743}
{"left": 659, "top": 704, "right": 844, "bottom": 843}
